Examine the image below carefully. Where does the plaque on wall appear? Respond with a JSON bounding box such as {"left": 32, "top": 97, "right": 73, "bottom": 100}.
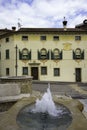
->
{"left": 63, "top": 43, "right": 72, "bottom": 51}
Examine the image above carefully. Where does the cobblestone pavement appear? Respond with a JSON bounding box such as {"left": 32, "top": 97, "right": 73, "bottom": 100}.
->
{"left": 32, "top": 81, "right": 87, "bottom": 99}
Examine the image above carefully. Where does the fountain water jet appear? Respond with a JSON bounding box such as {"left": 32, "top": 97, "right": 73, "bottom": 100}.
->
{"left": 32, "top": 83, "right": 62, "bottom": 116}
{"left": 17, "top": 83, "right": 72, "bottom": 130}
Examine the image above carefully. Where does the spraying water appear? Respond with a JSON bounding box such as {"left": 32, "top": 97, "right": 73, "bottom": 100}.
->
{"left": 17, "top": 83, "right": 72, "bottom": 130}
{"left": 32, "top": 83, "right": 62, "bottom": 116}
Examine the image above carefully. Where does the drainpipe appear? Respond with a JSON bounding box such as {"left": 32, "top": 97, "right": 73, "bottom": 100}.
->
{"left": 15, "top": 45, "right": 18, "bottom": 76}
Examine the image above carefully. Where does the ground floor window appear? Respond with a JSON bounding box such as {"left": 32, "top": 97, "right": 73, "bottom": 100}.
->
{"left": 6, "top": 68, "right": 10, "bottom": 76}
{"left": 22, "top": 67, "right": 28, "bottom": 75}
{"left": 54, "top": 68, "right": 60, "bottom": 76}
{"left": 41, "top": 67, "right": 47, "bottom": 75}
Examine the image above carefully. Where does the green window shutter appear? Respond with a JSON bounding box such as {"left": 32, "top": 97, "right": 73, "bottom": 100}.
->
{"left": 60, "top": 51, "right": 62, "bottom": 60}
{"left": 73, "top": 51, "right": 75, "bottom": 59}
{"left": 38, "top": 50, "right": 41, "bottom": 60}
{"left": 81, "top": 50, "right": 84, "bottom": 59}
{"left": 28, "top": 50, "right": 31, "bottom": 60}
{"left": 47, "top": 51, "right": 49, "bottom": 59}
{"left": 51, "top": 51, "right": 54, "bottom": 60}
{"left": 19, "top": 51, "right": 22, "bottom": 60}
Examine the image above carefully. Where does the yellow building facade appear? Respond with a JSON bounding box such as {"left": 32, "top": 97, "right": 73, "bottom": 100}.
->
{"left": 0, "top": 20, "right": 87, "bottom": 82}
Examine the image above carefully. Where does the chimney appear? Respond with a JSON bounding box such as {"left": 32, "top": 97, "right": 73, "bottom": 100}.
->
{"left": 12, "top": 26, "right": 16, "bottom": 31}
{"left": 62, "top": 17, "right": 67, "bottom": 30}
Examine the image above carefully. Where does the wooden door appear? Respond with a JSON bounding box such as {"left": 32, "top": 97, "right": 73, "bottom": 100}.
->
{"left": 31, "top": 67, "right": 38, "bottom": 80}
{"left": 75, "top": 68, "right": 81, "bottom": 82}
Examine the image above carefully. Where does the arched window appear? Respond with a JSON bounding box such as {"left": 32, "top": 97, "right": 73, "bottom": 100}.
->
{"left": 75, "top": 48, "right": 81, "bottom": 59}
{"left": 40, "top": 48, "right": 47, "bottom": 59}
{"left": 53, "top": 48, "right": 60, "bottom": 59}
{"left": 22, "top": 48, "right": 28, "bottom": 60}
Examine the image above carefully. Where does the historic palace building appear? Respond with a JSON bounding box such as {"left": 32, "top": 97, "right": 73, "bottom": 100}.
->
{"left": 0, "top": 19, "right": 87, "bottom": 82}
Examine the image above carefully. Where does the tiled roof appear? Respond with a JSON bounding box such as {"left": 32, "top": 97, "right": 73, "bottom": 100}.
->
{"left": 17, "top": 27, "right": 87, "bottom": 34}
{"left": 0, "top": 29, "right": 14, "bottom": 39}
{"left": 0, "top": 27, "right": 87, "bottom": 39}
{"left": 18, "top": 27, "right": 84, "bottom": 32}
{"left": 0, "top": 19, "right": 87, "bottom": 39}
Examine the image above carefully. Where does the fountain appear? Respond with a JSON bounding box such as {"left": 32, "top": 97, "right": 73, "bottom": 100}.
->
{"left": 17, "top": 83, "right": 72, "bottom": 130}
{"left": 0, "top": 83, "right": 87, "bottom": 130}
{"left": 32, "top": 83, "right": 62, "bottom": 116}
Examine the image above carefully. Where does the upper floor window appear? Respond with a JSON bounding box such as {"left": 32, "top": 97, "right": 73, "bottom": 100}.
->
{"left": 51, "top": 48, "right": 62, "bottom": 60}
{"left": 22, "top": 48, "right": 28, "bottom": 60}
{"left": 22, "top": 36, "right": 28, "bottom": 41}
{"left": 53, "top": 36, "right": 59, "bottom": 41}
{"left": 40, "top": 36, "right": 46, "bottom": 40}
{"left": 38, "top": 48, "right": 49, "bottom": 60}
{"left": 53, "top": 49, "right": 60, "bottom": 59}
{"left": 6, "top": 37, "right": 9, "bottom": 42}
{"left": 40, "top": 48, "right": 47, "bottom": 59}
{"left": 19, "top": 48, "right": 31, "bottom": 60}
{"left": 75, "top": 36, "right": 81, "bottom": 41}
{"left": 6, "top": 49, "right": 9, "bottom": 59}
{"left": 73, "top": 48, "right": 84, "bottom": 60}
{"left": 75, "top": 48, "right": 81, "bottom": 59}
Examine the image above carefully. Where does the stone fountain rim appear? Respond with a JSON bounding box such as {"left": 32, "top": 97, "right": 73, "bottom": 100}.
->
{"left": 0, "top": 76, "right": 33, "bottom": 80}
{"left": 0, "top": 95, "right": 87, "bottom": 130}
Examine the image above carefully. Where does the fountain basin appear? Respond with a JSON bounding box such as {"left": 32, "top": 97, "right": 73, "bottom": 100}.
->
{"left": 17, "top": 86, "right": 72, "bottom": 130}
{"left": 0, "top": 95, "right": 87, "bottom": 130}
{"left": 17, "top": 103, "right": 72, "bottom": 130}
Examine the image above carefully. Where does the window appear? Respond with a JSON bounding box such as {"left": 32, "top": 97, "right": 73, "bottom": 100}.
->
{"left": 54, "top": 68, "right": 60, "bottom": 76}
{"left": 19, "top": 49, "right": 31, "bottom": 60}
{"left": 22, "top": 67, "right": 28, "bottom": 75}
{"left": 53, "top": 49, "right": 60, "bottom": 59}
{"left": 73, "top": 48, "right": 84, "bottom": 60}
{"left": 40, "top": 48, "right": 47, "bottom": 59}
{"left": 75, "top": 48, "right": 81, "bottom": 59}
{"left": 41, "top": 67, "right": 47, "bottom": 75}
{"left": 6, "top": 68, "right": 9, "bottom": 76}
{"left": 40, "top": 36, "right": 46, "bottom": 40}
{"left": 75, "top": 36, "right": 81, "bottom": 41}
{"left": 6, "top": 49, "right": 9, "bottom": 59}
{"left": 22, "top": 48, "right": 28, "bottom": 60}
{"left": 22, "top": 36, "right": 28, "bottom": 41}
{"left": 38, "top": 49, "right": 49, "bottom": 60}
{"left": 51, "top": 49, "right": 62, "bottom": 60}
{"left": 53, "top": 36, "right": 59, "bottom": 41}
{"left": 6, "top": 37, "right": 9, "bottom": 42}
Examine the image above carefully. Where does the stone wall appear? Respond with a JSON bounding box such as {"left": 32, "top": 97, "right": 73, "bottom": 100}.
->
{"left": 0, "top": 76, "right": 32, "bottom": 95}
{"left": 0, "top": 84, "right": 20, "bottom": 97}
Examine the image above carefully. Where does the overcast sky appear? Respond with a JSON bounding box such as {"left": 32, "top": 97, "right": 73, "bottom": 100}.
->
{"left": 0, "top": 0, "right": 87, "bottom": 29}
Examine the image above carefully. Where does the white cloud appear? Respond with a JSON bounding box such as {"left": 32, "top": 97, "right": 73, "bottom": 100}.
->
{"left": 0, "top": 0, "right": 87, "bottom": 29}
{"left": 68, "top": 15, "right": 87, "bottom": 27}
